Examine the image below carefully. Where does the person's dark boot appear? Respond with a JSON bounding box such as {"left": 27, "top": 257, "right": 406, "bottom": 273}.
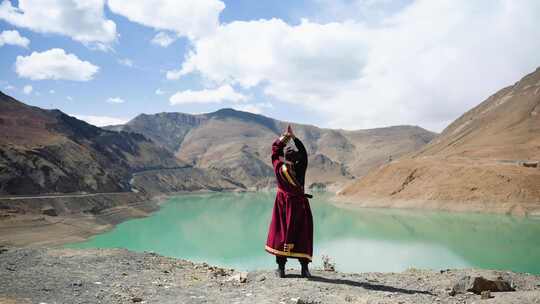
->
{"left": 275, "top": 256, "right": 286, "bottom": 278}
{"left": 275, "top": 263, "right": 286, "bottom": 278}
{"left": 300, "top": 261, "right": 311, "bottom": 278}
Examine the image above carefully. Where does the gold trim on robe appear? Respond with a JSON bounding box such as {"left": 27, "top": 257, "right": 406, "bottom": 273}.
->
{"left": 281, "top": 164, "right": 299, "bottom": 187}
{"left": 265, "top": 245, "right": 312, "bottom": 260}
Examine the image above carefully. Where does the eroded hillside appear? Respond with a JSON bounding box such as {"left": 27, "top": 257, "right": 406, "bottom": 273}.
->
{"left": 338, "top": 67, "right": 540, "bottom": 215}
{"left": 0, "top": 92, "right": 238, "bottom": 195}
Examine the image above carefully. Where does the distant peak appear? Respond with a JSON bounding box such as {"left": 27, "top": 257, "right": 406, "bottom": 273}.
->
{"left": 205, "top": 107, "right": 280, "bottom": 133}
{"left": 210, "top": 107, "right": 267, "bottom": 117}
{"left": 0, "top": 90, "right": 15, "bottom": 102}
{"left": 209, "top": 108, "right": 252, "bottom": 117}
{"left": 208, "top": 107, "right": 266, "bottom": 119}
{"left": 214, "top": 108, "right": 236, "bottom": 112}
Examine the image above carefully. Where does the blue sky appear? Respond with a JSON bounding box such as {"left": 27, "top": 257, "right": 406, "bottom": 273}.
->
{"left": 1, "top": 0, "right": 539, "bottom": 131}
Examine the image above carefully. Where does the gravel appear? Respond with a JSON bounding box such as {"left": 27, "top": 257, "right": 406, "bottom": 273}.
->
{"left": 1, "top": 247, "right": 539, "bottom": 304}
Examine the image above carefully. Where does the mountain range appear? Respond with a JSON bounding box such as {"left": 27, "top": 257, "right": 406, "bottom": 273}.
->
{"left": 108, "top": 108, "right": 435, "bottom": 191}
{"left": 0, "top": 92, "right": 239, "bottom": 195}
{"left": 0, "top": 91, "right": 435, "bottom": 195}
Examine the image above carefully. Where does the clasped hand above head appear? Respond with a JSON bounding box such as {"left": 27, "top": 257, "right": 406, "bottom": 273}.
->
{"left": 281, "top": 125, "right": 296, "bottom": 143}
{"left": 286, "top": 125, "right": 295, "bottom": 139}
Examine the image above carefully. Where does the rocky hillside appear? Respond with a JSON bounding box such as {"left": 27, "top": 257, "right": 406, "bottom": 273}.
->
{"left": 417, "top": 68, "right": 540, "bottom": 160}
{"left": 0, "top": 92, "right": 238, "bottom": 195}
{"left": 338, "top": 67, "right": 540, "bottom": 215}
{"left": 111, "top": 109, "right": 436, "bottom": 191}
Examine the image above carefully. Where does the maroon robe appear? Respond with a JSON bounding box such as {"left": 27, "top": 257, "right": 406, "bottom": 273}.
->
{"left": 265, "top": 136, "right": 313, "bottom": 261}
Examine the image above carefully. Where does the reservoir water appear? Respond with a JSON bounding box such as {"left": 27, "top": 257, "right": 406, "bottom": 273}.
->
{"left": 68, "top": 192, "right": 540, "bottom": 274}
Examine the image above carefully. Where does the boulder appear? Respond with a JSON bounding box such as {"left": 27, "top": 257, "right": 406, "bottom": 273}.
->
{"left": 481, "top": 290, "right": 493, "bottom": 299}
{"left": 520, "top": 161, "right": 538, "bottom": 168}
{"left": 452, "top": 276, "right": 515, "bottom": 295}
{"left": 227, "top": 272, "right": 248, "bottom": 283}
{"left": 41, "top": 207, "right": 58, "bottom": 217}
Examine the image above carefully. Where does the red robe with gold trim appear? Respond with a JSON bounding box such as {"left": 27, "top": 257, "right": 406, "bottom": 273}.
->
{"left": 265, "top": 136, "right": 313, "bottom": 261}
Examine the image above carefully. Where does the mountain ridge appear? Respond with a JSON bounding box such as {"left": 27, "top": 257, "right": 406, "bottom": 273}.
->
{"left": 0, "top": 92, "right": 239, "bottom": 195}
{"left": 0, "top": 90, "right": 436, "bottom": 195}
{"left": 110, "top": 106, "right": 436, "bottom": 191}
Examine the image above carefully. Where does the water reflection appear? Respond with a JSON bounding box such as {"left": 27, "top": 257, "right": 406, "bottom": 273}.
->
{"left": 68, "top": 192, "right": 540, "bottom": 274}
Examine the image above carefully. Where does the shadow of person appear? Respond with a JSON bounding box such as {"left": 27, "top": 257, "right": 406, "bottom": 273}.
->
{"left": 285, "top": 275, "right": 434, "bottom": 295}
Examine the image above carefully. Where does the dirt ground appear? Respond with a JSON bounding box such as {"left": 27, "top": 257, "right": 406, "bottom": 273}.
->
{"left": 1, "top": 247, "right": 539, "bottom": 304}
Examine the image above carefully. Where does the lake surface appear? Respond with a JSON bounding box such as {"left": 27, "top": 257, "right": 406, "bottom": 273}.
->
{"left": 68, "top": 192, "right": 540, "bottom": 274}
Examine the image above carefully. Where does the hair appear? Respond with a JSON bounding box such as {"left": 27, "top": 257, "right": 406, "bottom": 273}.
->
{"left": 285, "top": 147, "right": 300, "bottom": 164}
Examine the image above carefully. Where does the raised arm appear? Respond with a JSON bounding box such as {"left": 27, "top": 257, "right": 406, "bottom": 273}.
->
{"left": 271, "top": 133, "right": 292, "bottom": 169}
{"left": 293, "top": 137, "right": 307, "bottom": 163}
{"left": 293, "top": 137, "right": 308, "bottom": 178}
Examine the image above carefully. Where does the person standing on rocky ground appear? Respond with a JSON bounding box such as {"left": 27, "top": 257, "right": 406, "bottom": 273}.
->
{"left": 265, "top": 125, "right": 314, "bottom": 278}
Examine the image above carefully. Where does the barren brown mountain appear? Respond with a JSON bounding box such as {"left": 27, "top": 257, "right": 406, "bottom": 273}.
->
{"left": 0, "top": 92, "right": 238, "bottom": 195}
{"left": 111, "top": 109, "right": 436, "bottom": 191}
{"left": 0, "top": 91, "right": 435, "bottom": 195}
{"left": 338, "top": 67, "right": 540, "bottom": 215}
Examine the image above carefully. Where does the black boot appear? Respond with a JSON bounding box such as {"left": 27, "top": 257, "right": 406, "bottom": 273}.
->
{"left": 276, "top": 256, "right": 286, "bottom": 278}
{"left": 276, "top": 263, "right": 286, "bottom": 278}
{"left": 300, "top": 259, "right": 311, "bottom": 278}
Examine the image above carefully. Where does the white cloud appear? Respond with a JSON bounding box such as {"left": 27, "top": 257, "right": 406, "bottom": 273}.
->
{"left": 118, "top": 58, "right": 133, "bottom": 67}
{"left": 166, "top": 69, "right": 183, "bottom": 81}
{"left": 174, "top": 0, "right": 540, "bottom": 131}
{"left": 0, "top": 30, "right": 29, "bottom": 47}
{"left": 107, "top": 97, "right": 125, "bottom": 104}
{"left": 107, "top": 0, "right": 224, "bottom": 39}
{"left": 309, "top": 0, "right": 412, "bottom": 24}
{"left": 66, "top": 96, "right": 73, "bottom": 101}
{"left": 169, "top": 85, "right": 247, "bottom": 105}
{"left": 71, "top": 114, "right": 129, "bottom": 126}
{"left": 0, "top": 0, "right": 116, "bottom": 48}
{"left": 4, "top": 84, "right": 15, "bottom": 91}
{"left": 155, "top": 88, "right": 166, "bottom": 95}
{"left": 151, "top": 32, "right": 176, "bottom": 47}
{"left": 22, "top": 85, "right": 32, "bottom": 95}
{"left": 233, "top": 102, "right": 273, "bottom": 114}
{"left": 49, "top": 89, "right": 55, "bottom": 94}
{"left": 15, "top": 48, "right": 99, "bottom": 81}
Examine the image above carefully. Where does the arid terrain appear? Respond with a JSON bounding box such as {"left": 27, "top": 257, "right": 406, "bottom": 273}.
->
{"left": 109, "top": 109, "right": 435, "bottom": 192}
{"left": 1, "top": 247, "right": 539, "bottom": 304}
{"left": 0, "top": 192, "right": 164, "bottom": 247}
{"left": 338, "top": 67, "right": 540, "bottom": 216}
{"left": 0, "top": 92, "right": 239, "bottom": 196}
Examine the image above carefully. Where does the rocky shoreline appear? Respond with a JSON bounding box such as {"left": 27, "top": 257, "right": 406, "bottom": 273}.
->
{"left": 0, "top": 190, "right": 248, "bottom": 247}
{"left": 0, "top": 192, "right": 169, "bottom": 247}
{"left": 332, "top": 196, "right": 540, "bottom": 218}
{"left": 0, "top": 247, "right": 539, "bottom": 304}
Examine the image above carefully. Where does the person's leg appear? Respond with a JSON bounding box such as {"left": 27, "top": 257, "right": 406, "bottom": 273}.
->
{"left": 276, "top": 256, "right": 287, "bottom": 278}
{"left": 299, "top": 258, "right": 311, "bottom": 278}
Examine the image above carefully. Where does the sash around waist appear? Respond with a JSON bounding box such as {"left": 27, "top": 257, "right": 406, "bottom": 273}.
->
{"left": 277, "top": 187, "right": 313, "bottom": 199}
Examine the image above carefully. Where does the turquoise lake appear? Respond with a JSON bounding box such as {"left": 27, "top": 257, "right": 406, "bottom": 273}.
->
{"left": 68, "top": 192, "right": 540, "bottom": 274}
